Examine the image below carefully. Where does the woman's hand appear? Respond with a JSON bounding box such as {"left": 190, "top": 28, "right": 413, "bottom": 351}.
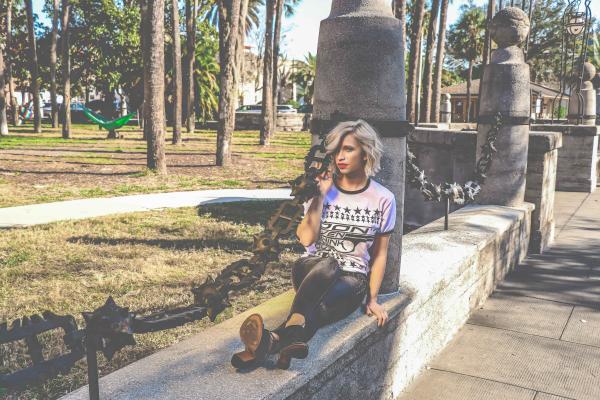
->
{"left": 315, "top": 166, "right": 334, "bottom": 197}
{"left": 366, "top": 299, "right": 388, "bottom": 327}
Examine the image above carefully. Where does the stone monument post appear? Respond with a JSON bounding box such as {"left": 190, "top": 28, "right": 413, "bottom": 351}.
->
{"left": 441, "top": 93, "right": 452, "bottom": 124}
{"left": 311, "top": 0, "right": 408, "bottom": 293}
{"left": 476, "top": 7, "right": 531, "bottom": 206}
{"left": 568, "top": 62, "right": 597, "bottom": 125}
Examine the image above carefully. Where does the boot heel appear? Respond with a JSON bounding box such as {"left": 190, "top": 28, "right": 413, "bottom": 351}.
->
{"left": 276, "top": 342, "right": 308, "bottom": 370}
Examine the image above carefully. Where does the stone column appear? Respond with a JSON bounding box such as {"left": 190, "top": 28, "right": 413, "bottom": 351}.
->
{"left": 311, "top": 0, "right": 408, "bottom": 294}
{"left": 476, "top": 7, "right": 531, "bottom": 206}
{"left": 568, "top": 62, "right": 597, "bottom": 125}
{"left": 440, "top": 94, "right": 452, "bottom": 124}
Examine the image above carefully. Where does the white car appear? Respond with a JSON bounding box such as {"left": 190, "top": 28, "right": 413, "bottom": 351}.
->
{"left": 236, "top": 104, "right": 298, "bottom": 114}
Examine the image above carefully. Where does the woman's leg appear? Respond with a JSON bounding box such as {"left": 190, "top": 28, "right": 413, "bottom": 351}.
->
{"left": 288, "top": 256, "right": 339, "bottom": 321}
{"left": 302, "top": 272, "right": 367, "bottom": 341}
{"left": 291, "top": 255, "right": 329, "bottom": 292}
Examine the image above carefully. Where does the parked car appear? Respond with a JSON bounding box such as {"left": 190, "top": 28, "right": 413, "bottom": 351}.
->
{"left": 297, "top": 104, "right": 313, "bottom": 114}
{"left": 235, "top": 104, "right": 297, "bottom": 114}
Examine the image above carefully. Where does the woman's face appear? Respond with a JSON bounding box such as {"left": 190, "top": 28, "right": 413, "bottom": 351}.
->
{"left": 335, "top": 133, "right": 367, "bottom": 177}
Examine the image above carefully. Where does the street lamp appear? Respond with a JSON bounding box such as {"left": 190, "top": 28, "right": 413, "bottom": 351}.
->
{"left": 566, "top": 12, "right": 585, "bottom": 36}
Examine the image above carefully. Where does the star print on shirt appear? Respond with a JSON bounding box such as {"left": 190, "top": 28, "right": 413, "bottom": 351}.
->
{"left": 335, "top": 205, "right": 341, "bottom": 211}
{"left": 354, "top": 207, "right": 361, "bottom": 214}
{"left": 364, "top": 207, "right": 370, "bottom": 215}
{"left": 344, "top": 207, "right": 350, "bottom": 213}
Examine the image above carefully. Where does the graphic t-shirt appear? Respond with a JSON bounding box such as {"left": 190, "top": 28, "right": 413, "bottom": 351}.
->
{"left": 302, "top": 178, "right": 396, "bottom": 275}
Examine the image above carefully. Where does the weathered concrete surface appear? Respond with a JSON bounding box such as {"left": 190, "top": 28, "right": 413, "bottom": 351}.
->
{"left": 398, "top": 190, "right": 600, "bottom": 400}
{"left": 532, "top": 124, "right": 599, "bottom": 192}
{"left": 405, "top": 128, "right": 559, "bottom": 253}
{"left": 0, "top": 189, "right": 293, "bottom": 228}
{"left": 61, "top": 203, "right": 533, "bottom": 400}
{"left": 312, "top": 0, "right": 407, "bottom": 293}
{"left": 526, "top": 131, "right": 562, "bottom": 253}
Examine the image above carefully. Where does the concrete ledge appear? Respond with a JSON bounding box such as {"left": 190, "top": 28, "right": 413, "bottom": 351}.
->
{"left": 62, "top": 204, "right": 533, "bottom": 400}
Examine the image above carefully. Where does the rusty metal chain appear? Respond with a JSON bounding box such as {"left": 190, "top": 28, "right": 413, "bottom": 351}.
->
{"left": 406, "top": 113, "right": 503, "bottom": 205}
{"left": 192, "top": 138, "right": 331, "bottom": 320}
{"left": 1, "top": 138, "right": 331, "bottom": 393}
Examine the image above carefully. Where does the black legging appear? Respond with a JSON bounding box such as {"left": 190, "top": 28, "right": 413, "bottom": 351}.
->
{"left": 280, "top": 255, "right": 368, "bottom": 341}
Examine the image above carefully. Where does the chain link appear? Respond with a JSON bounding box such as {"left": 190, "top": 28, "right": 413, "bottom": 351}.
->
{"left": 406, "top": 113, "right": 503, "bottom": 205}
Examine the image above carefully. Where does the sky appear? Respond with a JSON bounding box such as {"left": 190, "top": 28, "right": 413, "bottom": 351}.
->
{"left": 32, "top": 0, "right": 599, "bottom": 60}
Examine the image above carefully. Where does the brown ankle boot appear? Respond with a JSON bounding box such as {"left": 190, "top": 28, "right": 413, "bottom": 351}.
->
{"left": 275, "top": 325, "right": 309, "bottom": 370}
{"left": 231, "top": 314, "right": 276, "bottom": 369}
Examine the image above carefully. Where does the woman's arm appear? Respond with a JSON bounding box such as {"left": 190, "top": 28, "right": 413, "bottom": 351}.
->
{"left": 296, "top": 194, "right": 325, "bottom": 247}
{"left": 365, "top": 233, "right": 392, "bottom": 327}
{"left": 296, "top": 169, "right": 333, "bottom": 247}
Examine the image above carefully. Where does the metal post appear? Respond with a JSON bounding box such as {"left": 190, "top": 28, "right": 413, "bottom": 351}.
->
{"left": 444, "top": 197, "right": 449, "bottom": 230}
{"left": 86, "top": 333, "right": 100, "bottom": 400}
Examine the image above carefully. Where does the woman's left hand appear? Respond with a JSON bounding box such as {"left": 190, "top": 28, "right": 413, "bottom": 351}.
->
{"left": 366, "top": 300, "right": 388, "bottom": 327}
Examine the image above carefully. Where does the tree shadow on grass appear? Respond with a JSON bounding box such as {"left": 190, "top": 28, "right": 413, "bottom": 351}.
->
{"left": 197, "top": 200, "right": 290, "bottom": 226}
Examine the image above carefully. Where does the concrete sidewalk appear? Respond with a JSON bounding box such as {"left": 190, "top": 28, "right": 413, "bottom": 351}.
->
{"left": 398, "top": 190, "right": 600, "bottom": 400}
{"left": 0, "top": 188, "right": 292, "bottom": 228}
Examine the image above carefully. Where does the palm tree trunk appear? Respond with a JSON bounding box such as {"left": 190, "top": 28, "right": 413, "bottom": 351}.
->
{"left": 431, "top": 0, "right": 448, "bottom": 122}
{"left": 260, "top": 0, "right": 275, "bottom": 145}
{"left": 6, "top": 0, "right": 18, "bottom": 127}
{"left": 25, "top": 0, "right": 42, "bottom": 133}
{"left": 482, "top": 0, "right": 495, "bottom": 66}
{"left": 61, "top": 0, "right": 71, "bottom": 139}
{"left": 171, "top": 0, "right": 183, "bottom": 144}
{"left": 235, "top": 0, "right": 250, "bottom": 106}
{"left": 406, "top": 0, "right": 426, "bottom": 123}
{"left": 143, "top": 0, "right": 167, "bottom": 174}
{"left": 466, "top": 59, "right": 473, "bottom": 123}
{"left": 0, "top": 47, "right": 7, "bottom": 136}
{"left": 216, "top": 0, "right": 243, "bottom": 166}
{"left": 421, "top": 0, "right": 440, "bottom": 123}
{"left": 185, "top": 0, "right": 198, "bottom": 133}
{"left": 50, "top": 0, "right": 59, "bottom": 128}
{"left": 272, "top": 0, "right": 284, "bottom": 130}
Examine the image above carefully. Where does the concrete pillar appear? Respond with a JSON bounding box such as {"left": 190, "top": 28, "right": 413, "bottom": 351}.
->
{"left": 476, "top": 7, "right": 531, "bottom": 207}
{"left": 568, "top": 62, "right": 597, "bottom": 125}
{"left": 441, "top": 94, "right": 452, "bottom": 123}
{"left": 311, "top": 0, "right": 408, "bottom": 294}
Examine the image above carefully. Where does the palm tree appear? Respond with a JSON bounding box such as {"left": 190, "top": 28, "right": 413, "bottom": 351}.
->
{"left": 406, "top": 0, "right": 426, "bottom": 123}
{"left": 0, "top": 45, "right": 7, "bottom": 135}
{"left": 260, "top": 0, "right": 276, "bottom": 145}
{"left": 49, "top": 0, "right": 59, "bottom": 128}
{"left": 142, "top": 0, "right": 167, "bottom": 174}
{"left": 216, "top": 0, "right": 243, "bottom": 166}
{"left": 171, "top": 0, "right": 183, "bottom": 144}
{"left": 185, "top": 0, "right": 198, "bottom": 134}
{"left": 446, "top": 3, "right": 486, "bottom": 123}
{"left": 431, "top": 0, "right": 449, "bottom": 122}
{"left": 421, "top": 0, "right": 441, "bottom": 122}
{"left": 6, "top": 0, "right": 18, "bottom": 127}
{"left": 61, "top": 0, "right": 71, "bottom": 139}
{"left": 291, "top": 52, "right": 316, "bottom": 105}
{"left": 25, "top": 0, "right": 42, "bottom": 133}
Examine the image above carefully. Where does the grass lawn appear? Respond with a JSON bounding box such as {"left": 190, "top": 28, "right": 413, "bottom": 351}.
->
{"left": 0, "top": 123, "right": 313, "bottom": 398}
{"left": 0, "top": 200, "right": 302, "bottom": 399}
{"left": 0, "top": 123, "right": 311, "bottom": 208}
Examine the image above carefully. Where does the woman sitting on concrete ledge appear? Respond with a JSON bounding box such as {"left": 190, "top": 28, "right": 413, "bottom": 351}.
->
{"left": 231, "top": 120, "right": 397, "bottom": 370}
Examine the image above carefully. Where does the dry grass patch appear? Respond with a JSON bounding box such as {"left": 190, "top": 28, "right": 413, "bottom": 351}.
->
{"left": 0, "top": 123, "right": 311, "bottom": 207}
{"left": 0, "top": 200, "right": 301, "bottom": 399}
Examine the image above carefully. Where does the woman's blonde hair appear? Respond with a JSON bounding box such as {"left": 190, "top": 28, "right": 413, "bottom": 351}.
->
{"left": 324, "top": 119, "right": 384, "bottom": 177}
